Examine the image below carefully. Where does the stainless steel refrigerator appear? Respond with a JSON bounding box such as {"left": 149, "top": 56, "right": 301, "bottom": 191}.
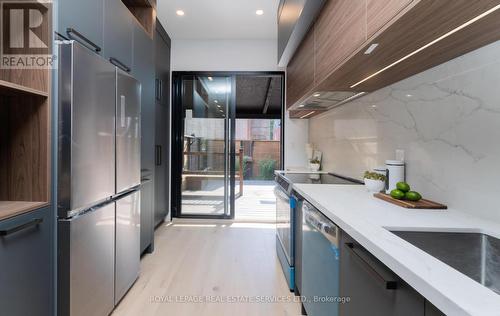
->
{"left": 57, "top": 40, "right": 141, "bottom": 316}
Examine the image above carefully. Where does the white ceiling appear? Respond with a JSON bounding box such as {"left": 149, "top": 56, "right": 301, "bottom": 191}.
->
{"left": 157, "top": 0, "right": 280, "bottom": 40}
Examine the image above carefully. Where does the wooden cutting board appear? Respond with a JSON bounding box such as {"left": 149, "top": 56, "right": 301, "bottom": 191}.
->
{"left": 374, "top": 193, "right": 447, "bottom": 209}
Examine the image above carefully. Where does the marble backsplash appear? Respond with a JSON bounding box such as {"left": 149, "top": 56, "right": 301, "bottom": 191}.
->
{"left": 309, "top": 41, "right": 500, "bottom": 222}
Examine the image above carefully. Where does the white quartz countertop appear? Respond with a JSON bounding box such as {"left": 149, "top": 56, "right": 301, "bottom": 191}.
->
{"left": 292, "top": 184, "right": 500, "bottom": 316}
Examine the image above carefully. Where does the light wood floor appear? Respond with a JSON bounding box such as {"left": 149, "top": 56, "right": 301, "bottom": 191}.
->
{"left": 112, "top": 219, "right": 301, "bottom": 316}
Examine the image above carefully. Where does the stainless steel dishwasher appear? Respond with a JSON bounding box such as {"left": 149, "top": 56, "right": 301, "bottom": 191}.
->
{"left": 301, "top": 200, "right": 341, "bottom": 316}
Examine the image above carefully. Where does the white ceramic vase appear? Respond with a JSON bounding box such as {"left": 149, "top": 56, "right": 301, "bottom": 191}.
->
{"left": 364, "top": 178, "right": 385, "bottom": 192}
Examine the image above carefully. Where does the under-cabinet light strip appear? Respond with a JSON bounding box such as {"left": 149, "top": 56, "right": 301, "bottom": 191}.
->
{"left": 300, "top": 111, "right": 315, "bottom": 119}
{"left": 350, "top": 4, "right": 500, "bottom": 88}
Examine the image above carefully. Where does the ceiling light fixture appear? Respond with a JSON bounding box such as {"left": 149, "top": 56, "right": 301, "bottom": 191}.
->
{"left": 313, "top": 93, "right": 321, "bottom": 97}
{"left": 300, "top": 111, "right": 315, "bottom": 119}
{"left": 176, "top": 10, "right": 185, "bottom": 16}
{"left": 298, "top": 104, "right": 305, "bottom": 108}
{"left": 256, "top": 9, "right": 264, "bottom": 15}
{"left": 208, "top": 76, "right": 213, "bottom": 81}
{"left": 350, "top": 4, "right": 500, "bottom": 88}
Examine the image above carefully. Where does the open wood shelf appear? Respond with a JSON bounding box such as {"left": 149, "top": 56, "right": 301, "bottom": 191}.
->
{"left": 0, "top": 28, "right": 51, "bottom": 221}
{"left": 122, "top": 0, "right": 156, "bottom": 37}
{"left": 0, "top": 80, "right": 49, "bottom": 97}
{"left": 0, "top": 68, "right": 49, "bottom": 94}
{"left": 0, "top": 201, "right": 49, "bottom": 221}
{"left": 0, "top": 94, "right": 50, "bottom": 216}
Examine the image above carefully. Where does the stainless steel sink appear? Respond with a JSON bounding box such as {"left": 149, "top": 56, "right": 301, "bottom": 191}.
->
{"left": 391, "top": 231, "right": 500, "bottom": 294}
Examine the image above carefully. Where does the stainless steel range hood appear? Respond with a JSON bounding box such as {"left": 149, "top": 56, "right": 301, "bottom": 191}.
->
{"left": 288, "top": 91, "right": 367, "bottom": 112}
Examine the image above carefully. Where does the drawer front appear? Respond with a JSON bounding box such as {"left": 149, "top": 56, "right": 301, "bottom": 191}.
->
{"left": 340, "top": 233, "right": 424, "bottom": 316}
{"left": 0, "top": 206, "right": 54, "bottom": 316}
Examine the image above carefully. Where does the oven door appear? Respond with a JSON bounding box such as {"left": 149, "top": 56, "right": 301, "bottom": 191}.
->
{"left": 275, "top": 185, "right": 294, "bottom": 265}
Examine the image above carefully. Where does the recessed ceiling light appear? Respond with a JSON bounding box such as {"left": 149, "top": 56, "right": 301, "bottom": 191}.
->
{"left": 256, "top": 9, "right": 264, "bottom": 15}
{"left": 208, "top": 76, "right": 213, "bottom": 81}
{"left": 298, "top": 104, "right": 305, "bottom": 108}
{"left": 214, "top": 99, "right": 218, "bottom": 103}
{"left": 176, "top": 10, "right": 185, "bottom": 16}
{"left": 313, "top": 93, "right": 321, "bottom": 97}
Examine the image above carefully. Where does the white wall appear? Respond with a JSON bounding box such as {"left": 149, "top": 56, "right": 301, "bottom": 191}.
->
{"left": 171, "top": 39, "right": 280, "bottom": 71}
{"left": 308, "top": 41, "right": 500, "bottom": 223}
{"left": 284, "top": 111, "right": 309, "bottom": 169}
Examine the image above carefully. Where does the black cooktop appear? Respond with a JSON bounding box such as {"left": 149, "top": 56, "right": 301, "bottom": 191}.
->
{"left": 281, "top": 173, "right": 361, "bottom": 185}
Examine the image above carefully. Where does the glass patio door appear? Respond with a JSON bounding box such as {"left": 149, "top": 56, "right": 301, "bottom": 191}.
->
{"left": 176, "top": 75, "right": 235, "bottom": 218}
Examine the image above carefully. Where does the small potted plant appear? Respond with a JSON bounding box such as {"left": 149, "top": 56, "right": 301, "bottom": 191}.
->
{"left": 363, "top": 171, "right": 386, "bottom": 192}
{"left": 309, "top": 158, "right": 321, "bottom": 171}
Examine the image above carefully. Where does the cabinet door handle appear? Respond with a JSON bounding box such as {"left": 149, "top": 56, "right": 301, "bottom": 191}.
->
{"left": 155, "top": 145, "right": 162, "bottom": 166}
{"left": 155, "top": 79, "right": 161, "bottom": 100}
{"left": 345, "top": 242, "right": 398, "bottom": 290}
{"left": 159, "top": 79, "right": 163, "bottom": 101}
{"left": 66, "top": 28, "right": 101, "bottom": 52}
{"left": 0, "top": 218, "right": 43, "bottom": 237}
{"left": 109, "top": 57, "right": 131, "bottom": 73}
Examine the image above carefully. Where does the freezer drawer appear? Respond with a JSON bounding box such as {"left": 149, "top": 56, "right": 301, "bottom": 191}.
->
{"left": 58, "top": 41, "right": 116, "bottom": 217}
{"left": 58, "top": 203, "right": 115, "bottom": 316}
{"left": 116, "top": 70, "right": 141, "bottom": 193}
{"left": 115, "top": 190, "right": 141, "bottom": 304}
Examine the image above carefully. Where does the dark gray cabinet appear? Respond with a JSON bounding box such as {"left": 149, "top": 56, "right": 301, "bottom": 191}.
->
{"left": 58, "top": 0, "right": 103, "bottom": 50}
{"left": 133, "top": 22, "right": 156, "bottom": 243}
{"left": 0, "top": 206, "right": 54, "bottom": 316}
{"left": 340, "top": 232, "right": 425, "bottom": 316}
{"left": 153, "top": 21, "right": 171, "bottom": 227}
{"left": 140, "top": 177, "right": 154, "bottom": 253}
{"left": 103, "top": 0, "right": 134, "bottom": 71}
{"left": 133, "top": 22, "right": 155, "bottom": 179}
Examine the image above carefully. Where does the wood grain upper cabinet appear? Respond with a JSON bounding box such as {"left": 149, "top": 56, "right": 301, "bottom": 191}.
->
{"left": 314, "top": 0, "right": 366, "bottom": 84}
{"left": 286, "top": 28, "right": 315, "bottom": 109}
{"left": 366, "top": 0, "right": 413, "bottom": 38}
